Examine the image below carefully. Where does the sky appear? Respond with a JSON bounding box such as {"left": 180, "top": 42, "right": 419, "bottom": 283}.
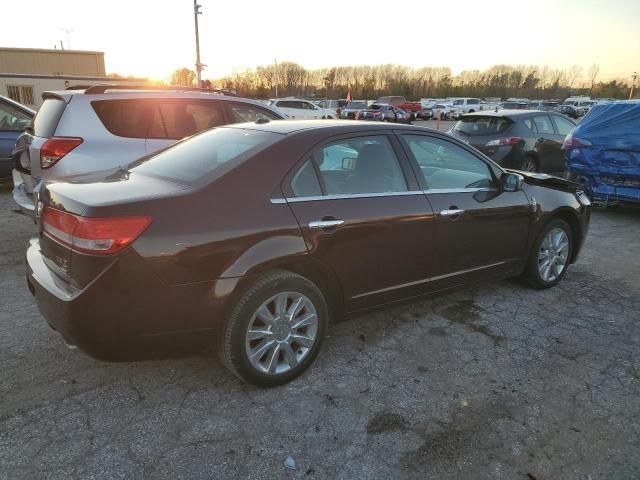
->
{"left": 1, "top": 0, "right": 638, "bottom": 81}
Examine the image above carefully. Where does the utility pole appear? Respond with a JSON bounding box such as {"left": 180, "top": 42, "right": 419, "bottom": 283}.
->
{"left": 193, "top": 0, "right": 203, "bottom": 87}
{"left": 61, "top": 29, "right": 74, "bottom": 49}
{"left": 630, "top": 72, "right": 638, "bottom": 100}
{"left": 274, "top": 59, "right": 278, "bottom": 97}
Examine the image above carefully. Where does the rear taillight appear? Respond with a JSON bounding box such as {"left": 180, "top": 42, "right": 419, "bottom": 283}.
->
{"left": 562, "top": 133, "right": 592, "bottom": 150}
{"left": 40, "top": 137, "right": 83, "bottom": 169}
{"left": 42, "top": 207, "right": 151, "bottom": 255}
{"left": 485, "top": 137, "right": 522, "bottom": 146}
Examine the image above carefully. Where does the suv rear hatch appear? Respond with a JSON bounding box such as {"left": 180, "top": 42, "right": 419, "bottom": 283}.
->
{"left": 451, "top": 114, "right": 515, "bottom": 154}
{"left": 13, "top": 94, "right": 71, "bottom": 212}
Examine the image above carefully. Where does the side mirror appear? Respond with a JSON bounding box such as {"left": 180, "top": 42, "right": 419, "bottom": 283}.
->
{"left": 502, "top": 172, "right": 524, "bottom": 192}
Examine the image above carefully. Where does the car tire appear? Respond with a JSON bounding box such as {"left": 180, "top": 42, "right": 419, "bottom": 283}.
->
{"left": 523, "top": 218, "right": 573, "bottom": 289}
{"left": 220, "top": 270, "right": 328, "bottom": 387}
{"left": 521, "top": 156, "right": 537, "bottom": 172}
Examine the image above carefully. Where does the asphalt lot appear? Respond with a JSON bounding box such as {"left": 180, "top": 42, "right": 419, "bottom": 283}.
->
{"left": 1, "top": 184, "right": 639, "bottom": 480}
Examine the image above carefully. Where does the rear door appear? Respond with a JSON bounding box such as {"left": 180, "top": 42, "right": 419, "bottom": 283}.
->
{"left": 532, "top": 113, "right": 564, "bottom": 173}
{"left": 283, "top": 133, "right": 436, "bottom": 311}
{"left": 399, "top": 132, "right": 531, "bottom": 292}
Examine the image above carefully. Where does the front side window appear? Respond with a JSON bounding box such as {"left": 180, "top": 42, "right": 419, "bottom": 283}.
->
{"left": 292, "top": 135, "right": 407, "bottom": 196}
{"left": 402, "top": 134, "right": 494, "bottom": 190}
{"left": 227, "top": 103, "right": 280, "bottom": 123}
{"left": 0, "top": 100, "right": 32, "bottom": 132}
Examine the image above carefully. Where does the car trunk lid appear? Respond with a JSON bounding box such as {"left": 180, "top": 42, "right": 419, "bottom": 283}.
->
{"left": 38, "top": 172, "right": 187, "bottom": 288}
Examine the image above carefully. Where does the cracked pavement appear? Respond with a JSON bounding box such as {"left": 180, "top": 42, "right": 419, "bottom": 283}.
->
{"left": 1, "top": 186, "right": 639, "bottom": 479}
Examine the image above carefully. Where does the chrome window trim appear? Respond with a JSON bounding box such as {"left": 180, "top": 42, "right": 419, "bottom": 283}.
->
{"left": 270, "top": 187, "right": 496, "bottom": 204}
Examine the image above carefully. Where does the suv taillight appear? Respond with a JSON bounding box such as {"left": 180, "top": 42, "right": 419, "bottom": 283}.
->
{"left": 562, "top": 133, "right": 592, "bottom": 150}
{"left": 40, "top": 137, "right": 83, "bottom": 169}
{"left": 42, "top": 207, "right": 151, "bottom": 255}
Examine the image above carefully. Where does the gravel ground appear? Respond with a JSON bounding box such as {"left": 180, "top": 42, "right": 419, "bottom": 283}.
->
{"left": 1, "top": 185, "right": 639, "bottom": 480}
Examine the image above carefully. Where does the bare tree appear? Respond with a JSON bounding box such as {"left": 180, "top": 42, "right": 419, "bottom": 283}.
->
{"left": 588, "top": 64, "right": 600, "bottom": 96}
{"left": 567, "top": 65, "right": 582, "bottom": 89}
{"left": 170, "top": 68, "right": 196, "bottom": 86}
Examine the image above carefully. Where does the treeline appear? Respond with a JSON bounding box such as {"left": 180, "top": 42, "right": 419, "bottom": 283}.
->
{"left": 169, "top": 63, "right": 633, "bottom": 100}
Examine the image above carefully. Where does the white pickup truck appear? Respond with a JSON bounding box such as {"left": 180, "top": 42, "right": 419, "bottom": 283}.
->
{"left": 450, "top": 98, "right": 500, "bottom": 118}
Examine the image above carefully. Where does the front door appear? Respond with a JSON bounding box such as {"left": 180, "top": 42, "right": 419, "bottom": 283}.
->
{"left": 399, "top": 133, "right": 531, "bottom": 292}
{"left": 284, "top": 133, "right": 436, "bottom": 311}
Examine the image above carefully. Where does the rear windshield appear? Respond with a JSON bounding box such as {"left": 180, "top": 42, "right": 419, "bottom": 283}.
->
{"left": 33, "top": 98, "right": 66, "bottom": 137}
{"left": 131, "top": 127, "right": 280, "bottom": 183}
{"left": 368, "top": 104, "right": 383, "bottom": 110}
{"left": 453, "top": 116, "right": 513, "bottom": 136}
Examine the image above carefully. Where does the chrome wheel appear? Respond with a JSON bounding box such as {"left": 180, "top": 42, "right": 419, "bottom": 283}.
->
{"left": 538, "top": 227, "right": 569, "bottom": 282}
{"left": 245, "top": 292, "right": 318, "bottom": 375}
{"left": 521, "top": 158, "right": 537, "bottom": 172}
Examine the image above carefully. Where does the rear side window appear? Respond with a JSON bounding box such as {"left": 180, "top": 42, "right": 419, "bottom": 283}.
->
{"left": 33, "top": 98, "right": 66, "bottom": 137}
{"left": 92, "top": 100, "right": 149, "bottom": 138}
{"left": 454, "top": 116, "right": 513, "bottom": 136}
{"left": 131, "top": 127, "right": 280, "bottom": 183}
{"left": 148, "top": 102, "right": 225, "bottom": 139}
{"left": 532, "top": 115, "right": 555, "bottom": 134}
{"left": 551, "top": 114, "right": 575, "bottom": 136}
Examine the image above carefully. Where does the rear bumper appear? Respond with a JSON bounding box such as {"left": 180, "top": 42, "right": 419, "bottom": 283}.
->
{"left": 12, "top": 171, "right": 36, "bottom": 215}
{"left": 26, "top": 238, "right": 242, "bottom": 360}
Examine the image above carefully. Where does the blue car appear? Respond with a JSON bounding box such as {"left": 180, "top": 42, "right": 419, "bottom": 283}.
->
{"left": 564, "top": 101, "right": 640, "bottom": 205}
{"left": 0, "top": 95, "right": 34, "bottom": 183}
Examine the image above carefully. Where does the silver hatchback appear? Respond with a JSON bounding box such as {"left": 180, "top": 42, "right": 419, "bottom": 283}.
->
{"left": 12, "top": 85, "right": 284, "bottom": 214}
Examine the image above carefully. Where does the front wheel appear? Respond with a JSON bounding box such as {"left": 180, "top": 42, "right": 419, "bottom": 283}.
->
{"left": 220, "top": 271, "right": 328, "bottom": 387}
{"left": 523, "top": 219, "right": 573, "bottom": 289}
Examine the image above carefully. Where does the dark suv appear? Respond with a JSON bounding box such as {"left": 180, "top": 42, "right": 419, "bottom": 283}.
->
{"left": 450, "top": 110, "right": 576, "bottom": 173}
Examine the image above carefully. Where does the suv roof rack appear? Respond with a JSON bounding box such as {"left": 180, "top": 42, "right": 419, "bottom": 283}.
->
{"left": 83, "top": 84, "right": 240, "bottom": 97}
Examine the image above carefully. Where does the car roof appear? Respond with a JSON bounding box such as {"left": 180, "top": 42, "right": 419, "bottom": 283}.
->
{"left": 220, "top": 119, "right": 436, "bottom": 135}
{"left": 44, "top": 90, "right": 275, "bottom": 110}
{"left": 463, "top": 109, "right": 548, "bottom": 118}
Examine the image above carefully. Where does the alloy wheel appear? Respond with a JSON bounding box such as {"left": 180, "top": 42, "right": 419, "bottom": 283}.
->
{"left": 521, "top": 158, "right": 537, "bottom": 172}
{"left": 537, "top": 227, "right": 569, "bottom": 282}
{"left": 245, "top": 292, "right": 319, "bottom": 375}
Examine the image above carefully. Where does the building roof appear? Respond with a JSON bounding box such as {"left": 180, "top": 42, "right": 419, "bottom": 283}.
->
{"left": 0, "top": 47, "right": 105, "bottom": 56}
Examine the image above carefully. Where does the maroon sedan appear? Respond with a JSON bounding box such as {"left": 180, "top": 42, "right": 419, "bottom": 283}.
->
{"left": 27, "top": 120, "right": 590, "bottom": 386}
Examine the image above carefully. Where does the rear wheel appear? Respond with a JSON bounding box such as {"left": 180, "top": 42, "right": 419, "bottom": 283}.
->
{"left": 220, "top": 271, "right": 328, "bottom": 387}
{"left": 524, "top": 219, "right": 573, "bottom": 289}
{"left": 521, "top": 156, "right": 537, "bottom": 172}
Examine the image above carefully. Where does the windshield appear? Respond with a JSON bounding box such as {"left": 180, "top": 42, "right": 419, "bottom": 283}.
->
{"left": 454, "top": 116, "right": 513, "bottom": 136}
{"left": 346, "top": 101, "right": 367, "bottom": 109}
{"left": 368, "top": 104, "right": 384, "bottom": 110}
{"left": 131, "top": 127, "right": 280, "bottom": 183}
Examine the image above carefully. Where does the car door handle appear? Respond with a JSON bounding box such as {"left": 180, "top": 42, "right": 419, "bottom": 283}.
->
{"left": 440, "top": 209, "right": 465, "bottom": 217}
{"left": 536, "top": 138, "right": 545, "bottom": 143}
{"left": 308, "top": 219, "right": 345, "bottom": 229}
